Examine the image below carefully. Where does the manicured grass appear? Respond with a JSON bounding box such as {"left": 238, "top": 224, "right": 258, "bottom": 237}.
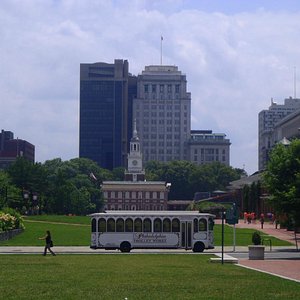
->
{"left": 214, "top": 224, "right": 292, "bottom": 247}
{"left": 0, "top": 255, "right": 299, "bottom": 300}
{"left": 0, "top": 215, "right": 293, "bottom": 247}
{"left": 24, "top": 214, "right": 90, "bottom": 225}
{"left": 0, "top": 221, "right": 90, "bottom": 246}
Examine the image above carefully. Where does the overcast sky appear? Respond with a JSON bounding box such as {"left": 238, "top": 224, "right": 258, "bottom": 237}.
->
{"left": 1, "top": 0, "right": 300, "bottom": 175}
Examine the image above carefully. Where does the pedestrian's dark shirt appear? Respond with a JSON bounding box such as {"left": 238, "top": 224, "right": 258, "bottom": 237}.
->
{"left": 46, "top": 235, "right": 51, "bottom": 244}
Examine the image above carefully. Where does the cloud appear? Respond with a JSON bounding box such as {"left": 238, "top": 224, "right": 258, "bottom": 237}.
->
{"left": 1, "top": 1, "right": 300, "bottom": 175}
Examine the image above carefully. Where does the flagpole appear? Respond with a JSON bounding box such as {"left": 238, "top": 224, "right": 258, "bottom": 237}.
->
{"left": 160, "top": 36, "right": 163, "bottom": 65}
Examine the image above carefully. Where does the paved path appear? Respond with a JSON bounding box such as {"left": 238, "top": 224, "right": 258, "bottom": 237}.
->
{"left": 223, "top": 219, "right": 300, "bottom": 282}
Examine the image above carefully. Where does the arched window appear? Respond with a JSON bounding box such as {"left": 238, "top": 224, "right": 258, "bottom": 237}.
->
{"left": 209, "top": 218, "right": 214, "bottom": 231}
{"left": 193, "top": 218, "right": 199, "bottom": 233}
{"left": 134, "top": 218, "right": 142, "bottom": 232}
{"left": 143, "top": 218, "right": 152, "bottom": 232}
{"left": 199, "top": 218, "right": 207, "bottom": 231}
{"left": 172, "top": 218, "right": 180, "bottom": 232}
{"left": 125, "top": 218, "right": 133, "bottom": 232}
{"left": 116, "top": 218, "right": 124, "bottom": 232}
{"left": 98, "top": 218, "right": 106, "bottom": 232}
{"left": 91, "top": 218, "right": 96, "bottom": 233}
{"left": 163, "top": 218, "right": 171, "bottom": 232}
{"left": 107, "top": 218, "right": 115, "bottom": 232}
{"left": 154, "top": 218, "right": 162, "bottom": 232}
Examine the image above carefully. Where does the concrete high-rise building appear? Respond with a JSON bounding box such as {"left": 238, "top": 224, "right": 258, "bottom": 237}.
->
{"left": 258, "top": 97, "right": 300, "bottom": 170}
{"left": 188, "top": 130, "right": 230, "bottom": 166}
{"left": 79, "top": 59, "right": 137, "bottom": 170}
{"left": 133, "top": 65, "right": 191, "bottom": 163}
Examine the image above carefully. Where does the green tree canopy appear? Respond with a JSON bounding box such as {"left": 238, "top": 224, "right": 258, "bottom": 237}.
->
{"left": 263, "top": 139, "right": 300, "bottom": 226}
{"left": 145, "top": 161, "right": 242, "bottom": 200}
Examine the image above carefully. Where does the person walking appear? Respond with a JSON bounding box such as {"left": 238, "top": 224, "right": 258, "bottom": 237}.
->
{"left": 260, "top": 216, "right": 265, "bottom": 229}
{"left": 39, "top": 230, "right": 56, "bottom": 256}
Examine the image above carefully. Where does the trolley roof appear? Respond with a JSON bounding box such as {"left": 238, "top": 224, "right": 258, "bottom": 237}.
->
{"left": 89, "top": 210, "right": 215, "bottom": 218}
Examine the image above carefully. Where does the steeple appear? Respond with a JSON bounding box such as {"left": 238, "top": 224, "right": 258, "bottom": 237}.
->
{"left": 125, "top": 120, "right": 145, "bottom": 181}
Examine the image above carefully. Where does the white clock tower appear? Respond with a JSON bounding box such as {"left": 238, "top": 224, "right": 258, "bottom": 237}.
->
{"left": 125, "top": 120, "right": 145, "bottom": 181}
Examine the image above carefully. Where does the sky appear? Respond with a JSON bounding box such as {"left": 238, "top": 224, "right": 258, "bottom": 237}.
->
{"left": 1, "top": 0, "right": 300, "bottom": 175}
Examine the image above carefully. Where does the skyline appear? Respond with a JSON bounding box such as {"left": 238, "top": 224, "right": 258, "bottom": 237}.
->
{"left": 1, "top": 1, "right": 300, "bottom": 175}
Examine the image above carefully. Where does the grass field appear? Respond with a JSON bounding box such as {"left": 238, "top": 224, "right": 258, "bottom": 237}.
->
{"left": 0, "top": 215, "right": 291, "bottom": 246}
{"left": 0, "top": 215, "right": 292, "bottom": 247}
{"left": 0, "top": 255, "right": 299, "bottom": 300}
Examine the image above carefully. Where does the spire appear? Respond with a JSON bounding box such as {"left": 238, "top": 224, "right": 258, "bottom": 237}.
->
{"left": 132, "top": 119, "right": 139, "bottom": 141}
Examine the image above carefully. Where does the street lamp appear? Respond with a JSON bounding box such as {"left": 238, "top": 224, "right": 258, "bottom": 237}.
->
{"left": 23, "top": 191, "right": 39, "bottom": 215}
{"left": 23, "top": 191, "right": 29, "bottom": 214}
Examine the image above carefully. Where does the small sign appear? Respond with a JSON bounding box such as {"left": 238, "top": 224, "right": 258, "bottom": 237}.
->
{"left": 226, "top": 204, "right": 239, "bottom": 225}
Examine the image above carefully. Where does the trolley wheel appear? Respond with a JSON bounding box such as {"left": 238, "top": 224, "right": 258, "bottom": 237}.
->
{"left": 120, "top": 241, "right": 131, "bottom": 253}
{"left": 193, "top": 242, "right": 205, "bottom": 253}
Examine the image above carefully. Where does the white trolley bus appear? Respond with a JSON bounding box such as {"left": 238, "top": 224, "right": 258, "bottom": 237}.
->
{"left": 90, "top": 211, "right": 215, "bottom": 252}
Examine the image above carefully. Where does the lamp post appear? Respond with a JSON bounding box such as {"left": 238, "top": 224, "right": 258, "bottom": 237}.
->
{"left": 23, "top": 191, "right": 29, "bottom": 214}
{"left": 23, "top": 191, "right": 39, "bottom": 215}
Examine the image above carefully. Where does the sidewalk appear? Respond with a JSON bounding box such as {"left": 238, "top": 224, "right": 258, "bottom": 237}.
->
{"left": 224, "top": 219, "right": 300, "bottom": 283}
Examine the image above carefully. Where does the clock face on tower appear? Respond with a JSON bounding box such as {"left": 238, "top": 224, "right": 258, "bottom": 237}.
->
{"left": 132, "top": 160, "right": 138, "bottom": 166}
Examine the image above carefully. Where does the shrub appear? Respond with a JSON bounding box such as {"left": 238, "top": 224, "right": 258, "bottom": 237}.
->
{"left": 0, "top": 208, "right": 25, "bottom": 232}
{"left": 252, "top": 231, "right": 261, "bottom": 245}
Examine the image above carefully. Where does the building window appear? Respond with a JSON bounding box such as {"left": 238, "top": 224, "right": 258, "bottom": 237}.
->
{"left": 175, "top": 84, "right": 180, "bottom": 93}
{"left": 152, "top": 84, "right": 156, "bottom": 93}
{"left": 144, "top": 84, "right": 148, "bottom": 93}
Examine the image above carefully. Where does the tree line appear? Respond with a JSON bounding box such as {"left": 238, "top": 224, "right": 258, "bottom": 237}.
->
{"left": 0, "top": 157, "right": 245, "bottom": 215}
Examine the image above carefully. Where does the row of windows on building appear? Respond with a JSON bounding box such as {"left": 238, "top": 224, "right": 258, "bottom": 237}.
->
{"left": 106, "top": 204, "right": 165, "bottom": 211}
{"left": 143, "top": 134, "right": 182, "bottom": 140}
{"left": 143, "top": 141, "right": 181, "bottom": 147}
{"left": 144, "top": 84, "right": 180, "bottom": 94}
{"left": 91, "top": 217, "right": 213, "bottom": 233}
{"left": 104, "top": 191, "right": 165, "bottom": 199}
{"left": 140, "top": 120, "right": 186, "bottom": 125}
{"left": 193, "top": 148, "right": 226, "bottom": 155}
{"left": 144, "top": 148, "right": 183, "bottom": 155}
{"left": 136, "top": 112, "right": 187, "bottom": 118}
{"left": 137, "top": 104, "right": 188, "bottom": 110}
{"left": 145, "top": 155, "right": 181, "bottom": 162}
{"left": 194, "top": 155, "right": 226, "bottom": 163}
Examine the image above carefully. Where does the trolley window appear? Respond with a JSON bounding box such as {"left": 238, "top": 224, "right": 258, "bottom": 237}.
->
{"left": 172, "top": 218, "right": 180, "bottom": 232}
{"left": 134, "top": 218, "right": 142, "bottom": 232}
{"left": 107, "top": 218, "right": 115, "bottom": 232}
{"left": 154, "top": 218, "right": 162, "bottom": 232}
{"left": 193, "top": 218, "right": 198, "bottom": 233}
{"left": 199, "top": 218, "right": 207, "bottom": 231}
{"left": 143, "top": 218, "right": 152, "bottom": 232}
{"left": 98, "top": 218, "right": 106, "bottom": 232}
{"left": 116, "top": 218, "right": 124, "bottom": 232}
{"left": 125, "top": 218, "right": 133, "bottom": 232}
{"left": 91, "top": 218, "right": 96, "bottom": 233}
{"left": 163, "top": 218, "right": 171, "bottom": 232}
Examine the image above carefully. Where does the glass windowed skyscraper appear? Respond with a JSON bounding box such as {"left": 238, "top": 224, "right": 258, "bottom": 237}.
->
{"left": 79, "top": 59, "right": 136, "bottom": 170}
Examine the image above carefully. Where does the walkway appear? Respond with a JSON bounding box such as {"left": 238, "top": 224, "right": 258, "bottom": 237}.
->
{"left": 225, "top": 219, "right": 300, "bottom": 282}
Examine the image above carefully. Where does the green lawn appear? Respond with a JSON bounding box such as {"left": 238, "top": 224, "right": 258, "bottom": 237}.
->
{"left": 0, "top": 255, "right": 299, "bottom": 300}
{"left": 0, "top": 215, "right": 293, "bottom": 247}
{"left": 23, "top": 214, "right": 90, "bottom": 225}
{"left": 214, "top": 224, "right": 292, "bottom": 246}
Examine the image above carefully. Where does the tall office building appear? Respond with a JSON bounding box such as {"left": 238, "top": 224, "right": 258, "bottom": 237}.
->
{"left": 79, "top": 59, "right": 137, "bottom": 170}
{"left": 258, "top": 97, "right": 300, "bottom": 170}
{"left": 188, "top": 130, "right": 230, "bottom": 166}
{"left": 0, "top": 130, "right": 35, "bottom": 169}
{"left": 133, "top": 65, "right": 191, "bottom": 163}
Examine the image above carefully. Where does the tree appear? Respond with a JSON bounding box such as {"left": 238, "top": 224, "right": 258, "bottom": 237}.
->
{"left": 263, "top": 139, "right": 300, "bottom": 226}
